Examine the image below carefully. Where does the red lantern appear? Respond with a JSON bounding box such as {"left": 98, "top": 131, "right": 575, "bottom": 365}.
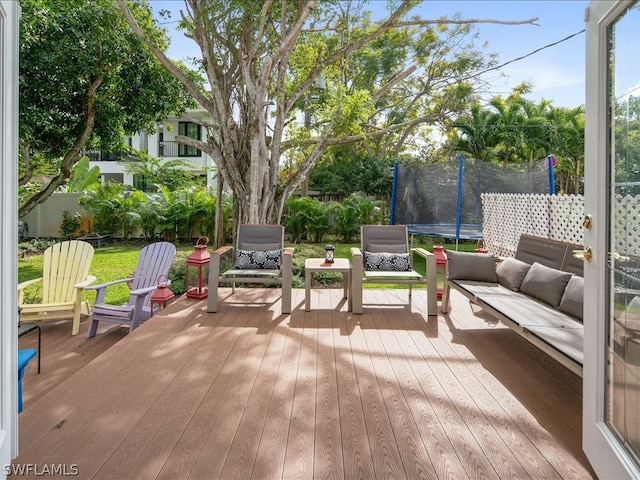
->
{"left": 186, "top": 236, "right": 210, "bottom": 299}
{"left": 432, "top": 245, "right": 447, "bottom": 300}
{"left": 150, "top": 275, "right": 175, "bottom": 316}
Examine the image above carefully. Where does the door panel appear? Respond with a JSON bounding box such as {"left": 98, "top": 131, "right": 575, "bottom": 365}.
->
{"left": 584, "top": 1, "right": 640, "bottom": 477}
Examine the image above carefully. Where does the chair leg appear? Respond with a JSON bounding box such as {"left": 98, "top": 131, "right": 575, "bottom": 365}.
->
{"left": 87, "top": 316, "right": 99, "bottom": 338}
{"left": 351, "top": 248, "right": 363, "bottom": 314}
{"left": 72, "top": 294, "right": 83, "bottom": 336}
{"left": 207, "top": 253, "right": 221, "bottom": 313}
{"left": 282, "top": 250, "right": 293, "bottom": 314}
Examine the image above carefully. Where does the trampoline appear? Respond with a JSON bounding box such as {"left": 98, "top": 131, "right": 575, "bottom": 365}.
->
{"left": 390, "top": 155, "right": 555, "bottom": 246}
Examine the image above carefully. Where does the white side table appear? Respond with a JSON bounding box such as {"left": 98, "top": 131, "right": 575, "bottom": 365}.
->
{"left": 304, "top": 258, "right": 352, "bottom": 311}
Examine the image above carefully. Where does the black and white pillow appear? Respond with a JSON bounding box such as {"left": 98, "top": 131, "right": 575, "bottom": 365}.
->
{"left": 235, "top": 249, "right": 282, "bottom": 269}
{"left": 364, "top": 251, "right": 411, "bottom": 271}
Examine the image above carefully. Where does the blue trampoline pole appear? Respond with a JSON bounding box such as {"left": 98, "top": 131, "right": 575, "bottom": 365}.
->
{"left": 455, "top": 154, "right": 465, "bottom": 250}
{"left": 547, "top": 155, "right": 556, "bottom": 195}
{"left": 390, "top": 161, "right": 399, "bottom": 225}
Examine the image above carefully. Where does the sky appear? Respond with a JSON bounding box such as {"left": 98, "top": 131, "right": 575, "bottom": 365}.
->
{"left": 150, "top": 0, "right": 590, "bottom": 109}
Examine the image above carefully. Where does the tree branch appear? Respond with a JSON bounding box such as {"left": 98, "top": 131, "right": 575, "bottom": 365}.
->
{"left": 117, "top": 0, "right": 215, "bottom": 114}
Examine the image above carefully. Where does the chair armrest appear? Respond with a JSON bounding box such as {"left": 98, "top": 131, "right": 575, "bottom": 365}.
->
{"left": 18, "top": 277, "right": 43, "bottom": 305}
{"left": 86, "top": 277, "right": 133, "bottom": 304}
{"left": 85, "top": 277, "right": 133, "bottom": 291}
{"left": 129, "top": 285, "right": 158, "bottom": 297}
{"left": 412, "top": 247, "right": 434, "bottom": 260}
{"left": 73, "top": 275, "right": 97, "bottom": 289}
{"left": 412, "top": 248, "right": 437, "bottom": 316}
{"left": 213, "top": 245, "right": 232, "bottom": 255}
{"left": 17, "top": 277, "right": 43, "bottom": 292}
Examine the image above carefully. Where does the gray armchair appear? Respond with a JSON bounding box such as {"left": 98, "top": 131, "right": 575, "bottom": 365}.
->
{"left": 351, "top": 225, "right": 437, "bottom": 315}
{"left": 207, "top": 224, "right": 293, "bottom": 314}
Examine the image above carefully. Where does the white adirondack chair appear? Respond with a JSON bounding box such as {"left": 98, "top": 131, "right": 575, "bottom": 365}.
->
{"left": 18, "top": 240, "right": 96, "bottom": 335}
{"left": 87, "top": 241, "right": 176, "bottom": 338}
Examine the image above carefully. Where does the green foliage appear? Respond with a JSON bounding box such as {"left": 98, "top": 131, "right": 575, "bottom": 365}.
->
{"left": 446, "top": 85, "right": 586, "bottom": 194}
{"left": 283, "top": 196, "right": 330, "bottom": 243}
{"left": 79, "top": 182, "right": 126, "bottom": 235}
{"left": 79, "top": 181, "right": 231, "bottom": 242}
{"left": 59, "top": 210, "right": 82, "bottom": 240}
{"left": 123, "top": 151, "right": 200, "bottom": 192}
{"left": 309, "top": 148, "right": 395, "bottom": 195}
{"left": 64, "top": 156, "right": 101, "bottom": 193}
{"left": 18, "top": 0, "right": 197, "bottom": 217}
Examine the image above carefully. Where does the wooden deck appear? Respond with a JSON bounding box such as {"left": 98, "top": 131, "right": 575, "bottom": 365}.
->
{"left": 15, "top": 287, "right": 596, "bottom": 479}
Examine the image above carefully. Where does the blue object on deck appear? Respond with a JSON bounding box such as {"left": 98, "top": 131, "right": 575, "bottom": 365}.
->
{"left": 18, "top": 348, "right": 37, "bottom": 413}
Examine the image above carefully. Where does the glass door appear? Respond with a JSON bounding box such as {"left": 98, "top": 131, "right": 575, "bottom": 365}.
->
{"left": 584, "top": 1, "right": 640, "bottom": 477}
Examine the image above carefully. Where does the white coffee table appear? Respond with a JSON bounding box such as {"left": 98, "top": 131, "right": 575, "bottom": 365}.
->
{"left": 304, "top": 258, "right": 352, "bottom": 311}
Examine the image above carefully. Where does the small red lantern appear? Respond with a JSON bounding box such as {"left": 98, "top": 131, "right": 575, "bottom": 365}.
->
{"left": 186, "top": 236, "right": 210, "bottom": 299}
{"left": 150, "top": 275, "right": 175, "bottom": 316}
{"left": 432, "top": 245, "right": 447, "bottom": 300}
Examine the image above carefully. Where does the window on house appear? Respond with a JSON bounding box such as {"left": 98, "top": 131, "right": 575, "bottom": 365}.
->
{"left": 133, "top": 174, "right": 156, "bottom": 192}
{"left": 178, "top": 122, "right": 201, "bottom": 157}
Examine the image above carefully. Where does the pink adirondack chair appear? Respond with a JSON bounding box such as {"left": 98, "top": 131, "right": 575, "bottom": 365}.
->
{"left": 87, "top": 242, "right": 176, "bottom": 338}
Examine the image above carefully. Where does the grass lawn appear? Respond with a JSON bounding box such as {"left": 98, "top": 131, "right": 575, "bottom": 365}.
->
{"left": 18, "top": 238, "right": 478, "bottom": 306}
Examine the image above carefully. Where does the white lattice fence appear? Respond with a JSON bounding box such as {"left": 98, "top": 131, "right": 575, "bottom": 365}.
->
{"left": 612, "top": 194, "right": 640, "bottom": 255}
{"left": 482, "top": 194, "right": 585, "bottom": 257}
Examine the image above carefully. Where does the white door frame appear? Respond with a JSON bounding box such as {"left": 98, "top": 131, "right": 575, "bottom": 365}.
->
{"left": 0, "top": 0, "right": 20, "bottom": 475}
{"left": 583, "top": 1, "right": 640, "bottom": 478}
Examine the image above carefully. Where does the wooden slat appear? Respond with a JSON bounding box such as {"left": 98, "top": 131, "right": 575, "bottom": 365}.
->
{"left": 15, "top": 287, "right": 596, "bottom": 480}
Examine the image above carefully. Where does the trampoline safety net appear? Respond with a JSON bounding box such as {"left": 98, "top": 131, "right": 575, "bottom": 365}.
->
{"left": 391, "top": 156, "right": 552, "bottom": 240}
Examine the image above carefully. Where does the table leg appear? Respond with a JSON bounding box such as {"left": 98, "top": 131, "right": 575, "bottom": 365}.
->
{"left": 345, "top": 271, "right": 352, "bottom": 312}
{"left": 305, "top": 269, "right": 312, "bottom": 312}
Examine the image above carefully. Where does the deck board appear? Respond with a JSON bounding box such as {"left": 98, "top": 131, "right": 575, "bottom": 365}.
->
{"left": 16, "top": 287, "right": 596, "bottom": 479}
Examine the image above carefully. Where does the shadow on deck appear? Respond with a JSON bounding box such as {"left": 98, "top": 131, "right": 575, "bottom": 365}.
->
{"left": 15, "top": 287, "right": 596, "bottom": 479}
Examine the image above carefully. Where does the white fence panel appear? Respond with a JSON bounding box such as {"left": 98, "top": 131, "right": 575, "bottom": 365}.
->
{"left": 483, "top": 193, "right": 585, "bottom": 257}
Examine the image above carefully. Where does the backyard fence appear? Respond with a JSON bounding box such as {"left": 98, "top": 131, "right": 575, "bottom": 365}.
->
{"left": 482, "top": 193, "right": 585, "bottom": 257}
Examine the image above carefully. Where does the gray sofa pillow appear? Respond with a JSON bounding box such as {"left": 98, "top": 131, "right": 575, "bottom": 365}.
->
{"left": 520, "top": 262, "right": 572, "bottom": 307}
{"left": 558, "top": 275, "right": 584, "bottom": 320}
{"left": 496, "top": 257, "right": 531, "bottom": 291}
{"left": 366, "top": 243, "right": 407, "bottom": 253}
{"left": 446, "top": 250, "right": 497, "bottom": 282}
{"left": 240, "top": 242, "right": 281, "bottom": 251}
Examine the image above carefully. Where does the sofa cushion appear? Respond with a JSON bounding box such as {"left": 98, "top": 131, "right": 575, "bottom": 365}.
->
{"left": 496, "top": 257, "right": 531, "bottom": 291}
{"left": 366, "top": 243, "right": 407, "bottom": 254}
{"left": 446, "top": 250, "right": 497, "bottom": 282}
{"left": 235, "top": 249, "right": 282, "bottom": 269}
{"left": 364, "top": 251, "right": 411, "bottom": 271}
{"left": 558, "top": 275, "right": 584, "bottom": 321}
{"left": 239, "top": 242, "right": 281, "bottom": 251}
{"left": 520, "top": 262, "right": 572, "bottom": 307}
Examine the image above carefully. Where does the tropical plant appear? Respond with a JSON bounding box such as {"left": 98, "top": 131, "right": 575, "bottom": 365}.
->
{"left": 79, "top": 182, "right": 126, "bottom": 235}
{"left": 283, "top": 196, "right": 329, "bottom": 243}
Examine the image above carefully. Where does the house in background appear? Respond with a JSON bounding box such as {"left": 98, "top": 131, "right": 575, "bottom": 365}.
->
{"left": 86, "top": 108, "right": 217, "bottom": 191}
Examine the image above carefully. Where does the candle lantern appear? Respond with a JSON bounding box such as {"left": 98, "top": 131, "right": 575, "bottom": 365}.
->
{"left": 186, "top": 236, "right": 210, "bottom": 299}
{"left": 432, "top": 245, "right": 447, "bottom": 300}
{"left": 324, "top": 244, "right": 335, "bottom": 264}
{"left": 150, "top": 275, "right": 175, "bottom": 316}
